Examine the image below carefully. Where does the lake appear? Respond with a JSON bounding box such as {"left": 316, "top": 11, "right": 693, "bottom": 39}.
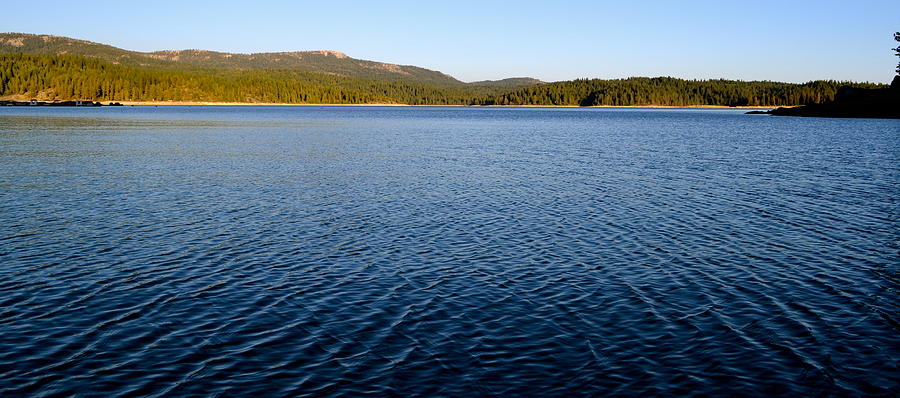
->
{"left": 0, "top": 106, "right": 897, "bottom": 396}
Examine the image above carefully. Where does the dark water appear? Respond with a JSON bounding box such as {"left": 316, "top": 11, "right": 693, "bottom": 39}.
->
{"left": 0, "top": 106, "right": 897, "bottom": 397}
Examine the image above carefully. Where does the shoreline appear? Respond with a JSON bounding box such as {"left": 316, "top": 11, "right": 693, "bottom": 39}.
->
{"left": 0, "top": 96, "right": 782, "bottom": 109}
{"left": 109, "top": 101, "right": 777, "bottom": 109}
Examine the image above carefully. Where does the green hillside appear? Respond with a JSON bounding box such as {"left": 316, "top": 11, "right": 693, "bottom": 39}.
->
{"left": 0, "top": 33, "right": 886, "bottom": 107}
{"left": 0, "top": 53, "right": 506, "bottom": 104}
{"left": 475, "top": 77, "right": 885, "bottom": 107}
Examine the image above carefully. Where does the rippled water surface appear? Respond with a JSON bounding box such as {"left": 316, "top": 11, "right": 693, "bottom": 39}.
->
{"left": 0, "top": 106, "right": 897, "bottom": 396}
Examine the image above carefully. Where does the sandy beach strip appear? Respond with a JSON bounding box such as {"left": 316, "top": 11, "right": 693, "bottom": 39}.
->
{"left": 110, "top": 101, "right": 778, "bottom": 109}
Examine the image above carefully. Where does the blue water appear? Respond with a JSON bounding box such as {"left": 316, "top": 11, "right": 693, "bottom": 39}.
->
{"left": 0, "top": 106, "right": 897, "bottom": 396}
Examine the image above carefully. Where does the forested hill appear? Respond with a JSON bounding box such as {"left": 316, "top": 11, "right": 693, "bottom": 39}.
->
{"left": 0, "top": 33, "right": 474, "bottom": 87}
{"left": 0, "top": 36, "right": 885, "bottom": 106}
{"left": 0, "top": 53, "right": 510, "bottom": 104}
{"left": 474, "top": 77, "right": 886, "bottom": 107}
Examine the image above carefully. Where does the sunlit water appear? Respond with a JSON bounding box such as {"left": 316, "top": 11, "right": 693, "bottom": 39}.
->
{"left": 0, "top": 106, "right": 897, "bottom": 396}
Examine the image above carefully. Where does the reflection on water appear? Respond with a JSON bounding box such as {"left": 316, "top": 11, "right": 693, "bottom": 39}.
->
{"left": 0, "top": 106, "right": 897, "bottom": 396}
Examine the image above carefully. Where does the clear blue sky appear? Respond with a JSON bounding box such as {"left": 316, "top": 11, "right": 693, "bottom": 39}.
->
{"left": 3, "top": 0, "right": 898, "bottom": 83}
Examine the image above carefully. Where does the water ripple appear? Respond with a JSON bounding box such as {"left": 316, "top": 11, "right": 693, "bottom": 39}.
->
{"left": 0, "top": 107, "right": 897, "bottom": 396}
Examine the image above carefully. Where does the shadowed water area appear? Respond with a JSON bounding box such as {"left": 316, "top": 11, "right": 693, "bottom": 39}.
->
{"left": 0, "top": 106, "right": 897, "bottom": 396}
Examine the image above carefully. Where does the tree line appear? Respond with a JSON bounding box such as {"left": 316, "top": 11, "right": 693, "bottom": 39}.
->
{"left": 0, "top": 53, "right": 885, "bottom": 106}
{"left": 474, "top": 77, "right": 884, "bottom": 107}
{"left": 0, "top": 54, "right": 489, "bottom": 104}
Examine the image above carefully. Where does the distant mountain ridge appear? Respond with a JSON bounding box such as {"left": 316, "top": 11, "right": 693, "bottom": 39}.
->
{"left": 0, "top": 33, "right": 542, "bottom": 88}
{"left": 469, "top": 77, "right": 544, "bottom": 87}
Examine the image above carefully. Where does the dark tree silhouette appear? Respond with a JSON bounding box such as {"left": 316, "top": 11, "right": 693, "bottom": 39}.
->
{"left": 894, "top": 32, "right": 899, "bottom": 74}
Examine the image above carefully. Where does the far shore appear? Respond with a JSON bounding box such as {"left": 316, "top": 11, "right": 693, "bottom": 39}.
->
{"left": 0, "top": 95, "right": 780, "bottom": 108}
{"left": 107, "top": 101, "right": 778, "bottom": 109}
